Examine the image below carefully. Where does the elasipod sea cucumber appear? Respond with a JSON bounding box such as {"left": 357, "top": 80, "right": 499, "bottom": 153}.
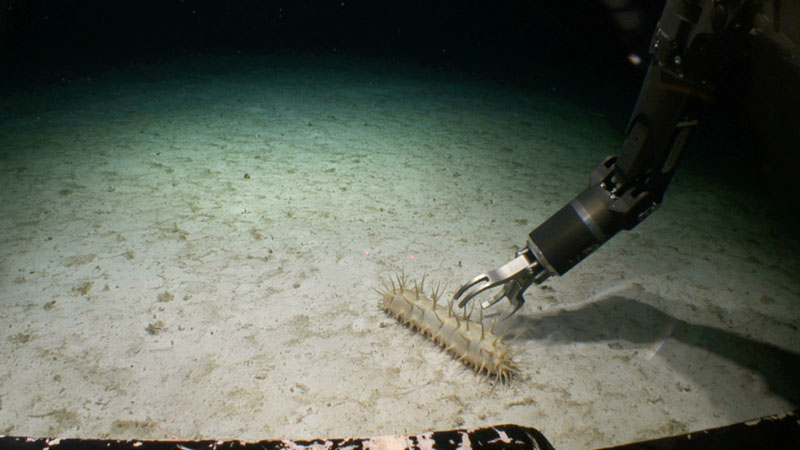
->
{"left": 378, "top": 274, "right": 519, "bottom": 383}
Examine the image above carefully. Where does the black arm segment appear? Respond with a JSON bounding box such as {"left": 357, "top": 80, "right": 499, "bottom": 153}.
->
{"left": 526, "top": 0, "right": 748, "bottom": 277}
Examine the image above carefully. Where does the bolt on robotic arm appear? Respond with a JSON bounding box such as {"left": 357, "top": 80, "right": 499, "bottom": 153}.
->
{"left": 454, "top": 0, "right": 748, "bottom": 317}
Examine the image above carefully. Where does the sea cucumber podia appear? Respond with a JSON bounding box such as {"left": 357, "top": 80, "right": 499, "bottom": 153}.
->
{"left": 379, "top": 274, "right": 519, "bottom": 383}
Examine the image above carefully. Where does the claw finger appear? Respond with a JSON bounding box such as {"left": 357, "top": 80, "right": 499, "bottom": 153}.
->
{"left": 500, "top": 297, "right": 525, "bottom": 321}
{"left": 453, "top": 273, "right": 488, "bottom": 305}
{"left": 457, "top": 281, "right": 497, "bottom": 308}
{"left": 480, "top": 289, "right": 507, "bottom": 309}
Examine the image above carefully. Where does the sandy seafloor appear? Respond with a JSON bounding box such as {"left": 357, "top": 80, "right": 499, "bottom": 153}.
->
{"left": 1, "top": 54, "right": 798, "bottom": 450}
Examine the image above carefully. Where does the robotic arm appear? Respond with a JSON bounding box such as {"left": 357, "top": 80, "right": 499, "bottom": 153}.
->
{"left": 454, "top": 0, "right": 749, "bottom": 316}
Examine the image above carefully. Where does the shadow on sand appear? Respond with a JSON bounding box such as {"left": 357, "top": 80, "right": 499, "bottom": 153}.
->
{"left": 512, "top": 291, "right": 800, "bottom": 406}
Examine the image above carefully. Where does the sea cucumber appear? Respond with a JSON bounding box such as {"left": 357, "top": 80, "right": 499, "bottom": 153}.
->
{"left": 378, "top": 274, "right": 519, "bottom": 383}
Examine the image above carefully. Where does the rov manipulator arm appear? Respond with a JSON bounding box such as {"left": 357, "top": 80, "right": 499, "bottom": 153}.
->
{"left": 453, "top": 0, "right": 748, "bottom": 316}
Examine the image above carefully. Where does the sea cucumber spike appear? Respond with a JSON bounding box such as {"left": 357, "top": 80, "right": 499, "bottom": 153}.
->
{"left": 489, "top": 319, "right": 498, "bottom": 335}
{"left": 432, "top": 283, "right": 443, "bottom": 303}
{"left": 509, "top": 367, "right": 520, "bottom": 378}
{"left": 386, "top": 294, "right": 397, "bottom": 308}
{"left": 419, "top": 275, "right": 426, "bottom": 295}
{"left": 478, "top": 307, "right": 485, "bottom": 339}
{"left": 390, "top": 277, "right": 396, "bottom": 292}
{"left": 505, "top": 331, "right": 523, "bottom": 348}
{"left": 496, "top": 348, "right": 509, "bottom": 360}
{"left": 432, "top": 306, "right": 442, "bottom": 322}
{"left": 414, "top": 282, "right": 420, "bottom": 299}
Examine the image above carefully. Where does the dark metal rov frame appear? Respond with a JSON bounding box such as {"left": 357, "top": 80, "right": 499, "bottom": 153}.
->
{"left": 2, "top": 410, "right": 799, "bottom": 450}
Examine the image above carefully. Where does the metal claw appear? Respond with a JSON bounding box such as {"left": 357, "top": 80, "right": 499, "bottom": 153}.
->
{"left": 453, "top": 248, "right": 541, "bottom": 318}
